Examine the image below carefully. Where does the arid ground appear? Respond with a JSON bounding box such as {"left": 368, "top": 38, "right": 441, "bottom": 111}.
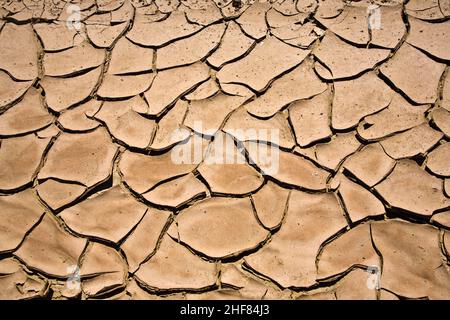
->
{"left": 0, "top": 0, "right": 449, "bottom": 300}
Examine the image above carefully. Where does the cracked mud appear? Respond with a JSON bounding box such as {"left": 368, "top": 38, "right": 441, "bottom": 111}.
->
{"left": 0, "top": 0, "right": 449, "bottom": 300}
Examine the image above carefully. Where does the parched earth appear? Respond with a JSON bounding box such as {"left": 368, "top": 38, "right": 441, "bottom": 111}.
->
{"left": 0, "top": 0, "right": 449, "bottom": 300}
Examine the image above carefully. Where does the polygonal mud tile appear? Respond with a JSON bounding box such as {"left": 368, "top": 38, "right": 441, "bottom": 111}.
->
{"left": 150, "top": 100, "right": 189, "bottom": 151}
{"left": 272, "top": 22, "right": 322, "bottom": 49}
{"left": 220, "top": 82, "right": 255, "bottom": 97}
{"left": 0, "top": 88, "right": 53, "bottom": 137}
{"left": 245, "top": 191, "right": 347, "bottom": 288}
{"left": 334, "top": 268, "right": 378, "bottom": 300}
{"left": 343, "top": 143, "right": 396, "bottom": 187}
{"left": 180, "top": 0, "right": 223, "bottom": 25}
{"left": 430, "top": 211, "right": 450, "bottom": 228}
{"left": 59, "top": 186, "right": 147, "bottom": 243}
{"left": 317, "top": 4, "right": 404, "bottom": 49}
{"left": 313, "top": 32, "right": 390, "bottom": 80}
{"left": 217, "top": 36, "right": 310, "bottom": 92}
{"left": 220, "top": 263, "right": 292, "bottom": 299}
{"left": 108, "top": 37, "right": 153, "bottom": 75}
{"left": 380, "top": 123, "right": 443, "bottom": 159}
{"left": 431, "top": 107, "right": 450, "bottom": 137}
{"left": 127, "top": 10, "right": 202, "bottom": 47}
{"left": 332, "top": 72, "right": 393, "bottom": 130}
{"left": 80, "top": 242, "right": 127, "bottom": 297}
{"left": 95, "top": 98, "right": 156, "bottom": 149}
{"left": 168, "top": 197, "right": 269, "bottom": 259}
{"left": 119, "top": 149, "right": 198, "bottom": 194}
{"left": 110, "top": 0, "right": 134, "bottom": 22}
{"left": 207, "top": 21, "right": 255, "bottom": 68}
{"left": 372, "top": 219, "right": 450, "bottom": 299}
{"left": 337, "top": 175, "right": 385, "bottom": 223}
{"left": 43, "top": 41, "right": 106, "bottom": 77}
{"left": 0, "top": 71, "right": 32, "bottom": 108}
{"left": 317, "top": 5, "right": 369, "bottom": 45}
{"left": 185, "top": 78, "right": 219, "bottom": 100}
{"left": 375, "top": 160, "right": 450, "bottom": 216}
{"left": 406, "top": 0, "right": 450, "bottom": 21}
{"left": 0, "top": 190, "right": 44, "bottom": 253}
{"left": 0, "top": 134, "right": 50, "bottom": 192}
{"left": 197, "top": 133, "right": 264, "bottom": 196}
{"left": 41, "top": 66, "right": 102, "bottom": 112}
{"left": 426, "top": 142, "right": 450, "bottom": 177}
{"left": 289, "top": 89, "right": 332, "bottom": 147}
{"left": 236, "top": 2, "right": 270, "bottom": 40}
{"left": 380, "top": 43, "right": 446, "bottom": 104}
{"left": 36, "top": 124, "right": 59, "bottom": 139}
{"left": 135, "top": 235, "right": 217, "bottom": 291}
{"left": 121, "top": 207, "right": 171, "bottom": 273}
{"left": 143, "top": 173, "right": 207, "bottom": 208}
{"left": 154, "top": 0, "right": 179, "bottom": 13}
{"left": 267, "top": 8, "right": 307, "bottom": 27}
{"left": 38, "top": 128, "right": 118, "bottom": 187}
{"left": 252, "top": 181, "right": 290, "bottom": 230}
{"left": 224, "top": 107, "right": 296, "bottom": 149}
{"left": 245, "top": 141, "right": 330, "bottom": 191}
{"left": 314, "top": 132, "right": 361, "bottom": 171}
{"left": 97, "top": 73, "right": 155, "bottom": 99}
{"left": 36, "top": 179, "right": 86, "bottom": 211}
{"left": 315, "top": 0, "right": 345, "bottom": 18}
{"left": 156, "top": 23, "right": 225, "bottom": 69}
{"left": 244, "top": 59, "right": 327, "bottom": 118}
{"left": 407, "top": 17, "right": 450, "bottom": 61}
{"left": 14, "top": 213, "right": 87, "bottom": 278}
{"left": 0, "top": 23, "right": 38, "bottom": 80}
{"left": 317, "top": 223, "right": 379, "bottom": 280}
{"left": 184, "top": 93, "right": 247, "bottom": 136}
{"left": 144, "top": 62, "right": 210, "bottom": 116}
{"left": 357, "top": 94, "right": 429, "bottom": 141}
{"left": 86, "top": 22, "right": 128, "bottom": 48}
{"left": 33, "top": 22, "right": 79, "bottom": 52}
{"left": 268, "top": 7, "right": 307, "bottom": 26}
{"left": 370, "top": 5, "right": 406, "bottom": 49}
{"left": 57, "top": 100, "right": 102, "bottom": 132}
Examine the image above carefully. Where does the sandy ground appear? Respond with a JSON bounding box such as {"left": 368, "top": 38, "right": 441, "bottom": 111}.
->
{"left": 0, "top": 0, "right": 449, "bottom": 300}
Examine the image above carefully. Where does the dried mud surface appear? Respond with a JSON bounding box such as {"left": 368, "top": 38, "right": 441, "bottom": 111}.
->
{"left": 0, "top": 0, "right": 449, "bottom": 300}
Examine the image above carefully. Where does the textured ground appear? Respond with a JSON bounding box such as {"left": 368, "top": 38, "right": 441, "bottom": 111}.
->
{"left": 0, "top": 0, "right": 450, "bottom": 300}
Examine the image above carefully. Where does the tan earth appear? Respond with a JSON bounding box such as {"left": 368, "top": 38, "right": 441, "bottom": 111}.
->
{"left": 0, "top": 0, "right": 449, "bottom": 300}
